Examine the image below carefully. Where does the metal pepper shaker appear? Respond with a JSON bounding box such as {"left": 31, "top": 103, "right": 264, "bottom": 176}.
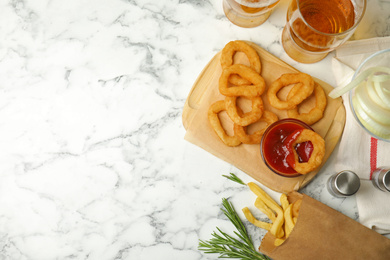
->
{"left": 371, "top": 167, "right": 390, "bottom": 192}
{"left": 327, "top": 170, "right": 361, "bottom": 198}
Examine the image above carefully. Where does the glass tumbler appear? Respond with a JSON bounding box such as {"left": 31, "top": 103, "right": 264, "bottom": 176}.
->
{"left": 281, "top": 0, "right": 366, "bottom": 63}
{"left": 223, "top": 0, "right": 280, "bottom": 28}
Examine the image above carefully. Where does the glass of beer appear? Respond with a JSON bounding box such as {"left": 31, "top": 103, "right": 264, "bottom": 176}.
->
{"left": 281, "top": 0, "right": 366, "bottom": 63}
{"left": 223, "top": 0, "right": 280, "bottom": 28}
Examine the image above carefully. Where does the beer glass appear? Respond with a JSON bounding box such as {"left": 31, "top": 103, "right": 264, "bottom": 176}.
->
{"left": 281, "top": 0, "right": 366, "bottom": 63}
{"left": 223, "top": 0, "right": 280, "bottom": 28}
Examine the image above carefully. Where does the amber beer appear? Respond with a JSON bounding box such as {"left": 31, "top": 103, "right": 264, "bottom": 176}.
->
{"left": 282, "top": 0, "right": 366, "bottom": 63}
{"left": 298, "top": 0, "right": 355, "bottom": 33}
{"left": 223, "top": 0, "right": 280, "bottom": 28}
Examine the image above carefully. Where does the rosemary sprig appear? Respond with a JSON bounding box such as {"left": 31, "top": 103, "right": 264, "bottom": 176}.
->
{"left": 198, "top": 198, "right": 271, "bottom": 260}
{"left": 222, "top": 173, "right": 246, "bottom": 186}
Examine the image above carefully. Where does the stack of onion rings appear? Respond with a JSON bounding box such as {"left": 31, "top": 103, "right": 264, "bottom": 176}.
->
{"left": 220, "top": 40, "right": 261, "bottom": 85}
{"left": 208, "top": 40, "right": 274, "bottom": 146}
{"left": 207, "top": 40, "right": 327, "bottom": 158}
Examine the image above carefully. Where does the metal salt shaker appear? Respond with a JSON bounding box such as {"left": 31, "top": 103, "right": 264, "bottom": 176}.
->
{"left": 371, "top": 167, "right": 390, "bottom": 192}
{"left": 327, "top": 170, "right": 361, "bottom": 198}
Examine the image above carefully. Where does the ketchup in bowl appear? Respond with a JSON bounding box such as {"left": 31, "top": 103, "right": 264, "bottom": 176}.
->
{"left": 260, "top": 118, "right": 314, "bottom": 177}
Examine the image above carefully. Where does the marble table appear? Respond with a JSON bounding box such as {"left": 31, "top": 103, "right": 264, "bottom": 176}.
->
{"left": 1, "top": 0, "right": 389, "bottom": 259}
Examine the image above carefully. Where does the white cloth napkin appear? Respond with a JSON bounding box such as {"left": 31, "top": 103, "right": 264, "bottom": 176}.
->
{"left": 331, "top": 37, "right": 390, "bottom": 235}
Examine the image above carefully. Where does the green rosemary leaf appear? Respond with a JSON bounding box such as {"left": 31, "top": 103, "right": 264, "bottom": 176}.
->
{"left": 222, "top": 173, "right": 247, "bottom": 186}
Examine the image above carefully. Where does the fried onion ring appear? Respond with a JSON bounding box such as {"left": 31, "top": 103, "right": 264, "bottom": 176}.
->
{"left": 220, "top": 40, "right": 261, "bottom": 85}
{"left": 267, "top": 73, "right": 315, "bottom": 110}
{"left": 287, "top": 82, "right": 327, "bottom": 125}
{"left": 234, "top": 110, "right": 278, "bottom": 144}
{"left": 225, "top": 96, "right": 264, "bottom": 126}
{"left": 288, "top": 129, "right": 325, "bottom": 174}
{"left": 219, "top": 64, "right": 266, "bottom": 97}
{"left": 207, "top": 100, "right": 241, "bottom": 147}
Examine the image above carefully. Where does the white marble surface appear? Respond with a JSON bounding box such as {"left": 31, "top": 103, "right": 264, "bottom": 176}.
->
{"left": 0, "top": 0, "right": 389, "bottom": 259}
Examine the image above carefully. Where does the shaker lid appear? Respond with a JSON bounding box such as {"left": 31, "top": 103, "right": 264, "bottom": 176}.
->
{"left": 335, "top": 170, "right": 361, "bottom": 196}
{"left": 383, "top": 170, "right": 390, "bottom": 191}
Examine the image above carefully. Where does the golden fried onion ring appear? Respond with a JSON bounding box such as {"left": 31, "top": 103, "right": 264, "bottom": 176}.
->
{"left": 287, "top": 82, "right": 327, "bottom": 125}
{"left": 234, "top": 110, "right": 278, "bottom": 144}
{"left": 289, "top": 129, "right": 325, "bottom": 174}
{"left": 207, "top": 100, "right": 241, "bottom": 147}
{"left": 220, "top": 40, "right": 261, "bottom": 85}
{"left": 219, "top": 64, "right": 266, "bottom": 97}
{"left": 267, "top": 73, "right": 315, "bottom": 110}
{"left": 225, "top": 95, "right": 264, "bottom": 126}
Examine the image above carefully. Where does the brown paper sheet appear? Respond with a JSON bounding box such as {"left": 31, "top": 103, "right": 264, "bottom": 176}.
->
{"left": 259, "top": 192, "right": 390, "bottom": 259}
{"left": 183, "top": 41, "right": 346, "bottom": 193}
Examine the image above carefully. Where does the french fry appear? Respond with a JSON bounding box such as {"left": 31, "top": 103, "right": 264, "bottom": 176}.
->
{"left": 248, "top": 182, "right": 279, "bottom": 209}
{"left": 254, "top": 198, "right": 284, "bottom": 238}
{"left": 271, "top": 214, "right": 285, "bottom": 239}
{"left": 280, "top": 193, "right": 290, "bottom": 211}
{"left": 254, "top": 197, "right": 276, "bottom": 222}
{"left": 284, "top": 204, "right": 294, "bottom": 238}
{"left": 242, "top": 207, "right": 272, "bottom": 230}
{"left": 243, "top": 183, "right": 301, "bottom": 246}
{"left": 248, "top": 182, "right": 284, "bottom": 238}
{"left": 281, "top": 193, "right": 296, "bottom": 238}
{"left": 274, "top": 238, "right": 285, "bottom": 246}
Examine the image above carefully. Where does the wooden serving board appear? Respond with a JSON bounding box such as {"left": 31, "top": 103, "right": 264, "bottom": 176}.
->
{"left": 182, "top": 41, "right": 346, "bottom": 193}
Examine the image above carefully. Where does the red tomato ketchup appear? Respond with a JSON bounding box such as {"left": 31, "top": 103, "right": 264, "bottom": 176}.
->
{"left": 260, "top": 119, "right": 314, "bottom": 177}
